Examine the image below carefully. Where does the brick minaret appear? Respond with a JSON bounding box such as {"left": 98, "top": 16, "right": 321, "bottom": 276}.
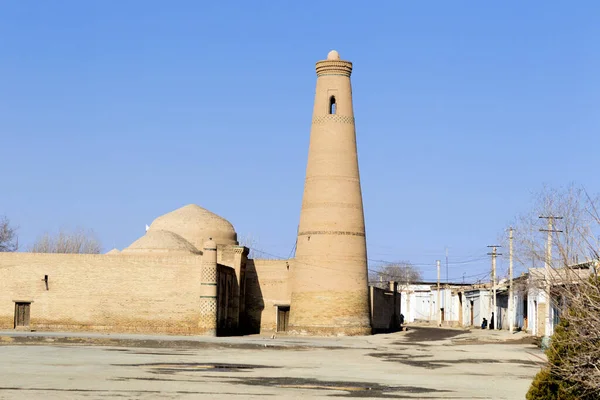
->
{"left": 289, "top": 50, "right": 371, "bottom": 335}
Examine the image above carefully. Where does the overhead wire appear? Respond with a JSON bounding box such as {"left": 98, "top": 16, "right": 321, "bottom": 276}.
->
{"left": 249, "top": 245, "right": 491, "bottom": 284}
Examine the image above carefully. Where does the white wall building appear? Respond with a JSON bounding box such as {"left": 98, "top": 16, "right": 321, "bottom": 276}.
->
{"left": 399, "top": 284, "right": 432, "bottom": 323}
{"left": 462, "top": 288, "right": 491, "bottom": 328}
{"left": 399, "top": 283, "right": 468, "bottom": 326}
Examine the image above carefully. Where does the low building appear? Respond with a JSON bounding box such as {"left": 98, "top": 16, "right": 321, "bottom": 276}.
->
{"left": 398, "top": 282, "right": 471, "bottom": 326}
{"left": 399, "top": 284, "right": 432, "bottom": 323}
{"left": 462, "top": 287, "right": 492, "bottom": 328}
{"left": 456, "top": 261, "right": 596, "bottom": 335}
{"left": 524, "top": 261, "right": 595, "bottom": 336}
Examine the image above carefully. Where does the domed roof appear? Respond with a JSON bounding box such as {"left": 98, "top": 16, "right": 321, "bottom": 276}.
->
{"left": 327, "top": 50, "right": 340, "bottom": 60}
{"left": 148, "top": 204, "right": 237, "bottom": 249}
{"left": 122, "top": 230, "right": 200, "bottom": 255}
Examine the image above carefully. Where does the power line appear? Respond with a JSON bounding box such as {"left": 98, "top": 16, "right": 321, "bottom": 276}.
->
{"left": 249, "top": 245, "right": 491, "bottom": 284}
{"left": 367, "top": 256, "right": 487, "bottom": 267}
{"left": 248, "top": 246, "right": 379, "bottom": 277}
{"left": 447, "top": 270, "right": 489, "bottom": 281}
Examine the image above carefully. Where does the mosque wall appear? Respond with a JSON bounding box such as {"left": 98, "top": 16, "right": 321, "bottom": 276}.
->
{"left": 243, "top": 259, "right": 291, "bottom": 333}
{"left": 0, "top": 253, "right": 204, "bottom": 335}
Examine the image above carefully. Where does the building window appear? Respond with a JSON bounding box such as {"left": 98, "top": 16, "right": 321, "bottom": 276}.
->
{"left": 329, "top": 96, "right": 336, "bottom": 114}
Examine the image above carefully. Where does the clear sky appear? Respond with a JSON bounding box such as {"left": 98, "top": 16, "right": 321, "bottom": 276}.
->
{"left": 1, "top": 1, "right": 599, "bottom": 282}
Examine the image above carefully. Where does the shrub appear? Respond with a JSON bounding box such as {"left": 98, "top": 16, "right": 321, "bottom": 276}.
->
{"left": 526, "top": 319, "right": 593, "bottom": 399}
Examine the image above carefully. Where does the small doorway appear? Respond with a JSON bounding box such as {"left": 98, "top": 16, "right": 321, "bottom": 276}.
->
{"left": 458, "top": 293, "right": 463, "bottom": 325}
{"left": 523, "top": 298, "right": 528, "bottom": 330}
{"left": 14, "top": 302, "right": 31, "bottom": 329}
{"left": 470, "top": 300, "right": 474, "bottom": 326}
{"left": 276, "top": 306, "right": 290, "bottom": 332}
{"left": 533, "top": 300, "right": 538, "bottom": 335}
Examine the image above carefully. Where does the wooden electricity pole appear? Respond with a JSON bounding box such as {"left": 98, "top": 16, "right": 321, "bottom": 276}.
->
{"left": 539, "top": 215, "right": 563, "bottom": 337}
{"left": 445, "top": 247, "right": 449, "bottom": 284}
{"left": 509, "top": 227, "right": 514, "bottom": 333}
{"left": 437, "top": 260, "right": 441, "bottom": 326}
{"left": 487, "top": 245, "right": 502, "bottom": 329}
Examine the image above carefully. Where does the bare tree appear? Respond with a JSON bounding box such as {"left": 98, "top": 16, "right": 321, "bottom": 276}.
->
{"left": 503, "top": 183, "right": 599, "bottom": 275}
{"left": 0, "top": 216, "right": 18, "bottom": 252}
{"left": 370, "top": 261, "right": 422, "bottom": 289}
{"left": 30, "top": 228, "right": 102, "bottom": 254}
{"left": 508, "top": 184, "right": 600, "bottom": 398}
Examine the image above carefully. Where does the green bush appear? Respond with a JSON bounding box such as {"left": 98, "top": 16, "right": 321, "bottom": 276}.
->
{"left": 527, "top": 368, "right": 580, "bottom": 400}
{"left": 526, "top": 319, "right": 590, "bottom": 399}
{"left": 527, "top": 274, "right": 600, "bottom": 399}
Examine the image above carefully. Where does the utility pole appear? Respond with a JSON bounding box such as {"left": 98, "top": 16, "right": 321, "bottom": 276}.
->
{"left": 445, "top": 247, "right": 449, "bottom": 284}
{"left": 539, "top": 215, "right": 563, "bottom": 338}
{"left": 509, "top": 227, "right": 514, "bottom": 333}
{"left": 437, "top": 260, "right": 441, "bottom": 326}
{"left": 487, "top": 245, "right": 502, "bottom": 329}
{"left": 405, "top": 267, "right": 411, "bottom": 323}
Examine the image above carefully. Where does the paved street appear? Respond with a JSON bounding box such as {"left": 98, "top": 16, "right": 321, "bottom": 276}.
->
{"left": 0, "top": 327, "right": 544, "bottom": 399}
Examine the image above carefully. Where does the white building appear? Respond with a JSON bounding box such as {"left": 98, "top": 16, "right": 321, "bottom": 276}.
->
{"left": 399, "top": 284, "right": 432, "bottom": 323}
{"left": 399, "top": 283, "right": 469, "bottom": 326}
{"left": 397, "top": 260, "right": 595, "bottom": 336}
{"left": 462, "top": 288, "right": 492, "bottom": 328}
{"left": 464, "top": 261, "right": 596, "bottom": 336}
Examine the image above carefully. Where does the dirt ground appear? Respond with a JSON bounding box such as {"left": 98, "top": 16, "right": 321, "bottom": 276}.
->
{"left": 0, "top": 327, "right": 545, "bottom": 399}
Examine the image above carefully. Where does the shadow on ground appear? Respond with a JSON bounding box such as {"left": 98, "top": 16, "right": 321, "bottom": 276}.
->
{"left": 368, "top": 352, "right": 543, "bottom": 370}
{"left": 114, "top": 374, "right": 454, "bottom": 399}
{"left": 396, "top": 327, "right": 467, "bottom": 344}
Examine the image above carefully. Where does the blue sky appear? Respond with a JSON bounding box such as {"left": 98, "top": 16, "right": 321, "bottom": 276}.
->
{"left": 1, "top": 1, "right": 598, "bottom": 282}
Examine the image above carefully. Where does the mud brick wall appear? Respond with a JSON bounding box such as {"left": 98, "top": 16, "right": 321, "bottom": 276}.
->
{"left": 243, "top": 259, "right": 290, "bottom": 333}
{"left": 0, "top": 253, "right": 203, "bottom": 335}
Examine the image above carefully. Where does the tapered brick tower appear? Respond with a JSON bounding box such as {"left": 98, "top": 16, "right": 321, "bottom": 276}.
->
{"left": 289, "top": 50, "right": 371, "bottom": 335}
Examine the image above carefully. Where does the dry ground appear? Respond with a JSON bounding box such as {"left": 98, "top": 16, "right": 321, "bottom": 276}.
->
{"left": 0, "top": 327, "right": 545, "bottom": 399}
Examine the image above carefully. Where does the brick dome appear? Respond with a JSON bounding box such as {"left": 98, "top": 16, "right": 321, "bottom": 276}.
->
{"left": 123, "top": 230, "right": 200, "bottom": 255}
{"left": 148, "top": 204, "right": 237, "bottom": 250}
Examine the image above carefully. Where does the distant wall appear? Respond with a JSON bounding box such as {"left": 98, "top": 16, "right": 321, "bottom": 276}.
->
{"left": 243, "top": 259, "right": 290, "bottom": 333}
{"left": 0, "top": 253, "right": 203, "bottom": 335}
{"left": 370, "top": 286, "right": 400, "bottom": 333}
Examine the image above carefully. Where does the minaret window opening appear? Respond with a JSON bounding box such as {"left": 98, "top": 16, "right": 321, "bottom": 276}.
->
{"left": 329, "top": 96, "right": 336, "bottom": 114}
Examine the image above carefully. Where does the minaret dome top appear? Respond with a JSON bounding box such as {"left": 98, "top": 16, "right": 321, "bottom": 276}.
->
{"left": 327, "top": 50, "right": 340, "bottom": 60}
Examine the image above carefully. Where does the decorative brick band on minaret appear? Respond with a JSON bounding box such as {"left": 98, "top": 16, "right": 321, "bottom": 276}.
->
{"left": 199, "top": 238, "right": 218, "bottom": 335}
{"left": 289, "top": 50, "right": 371, "bottom": 336}
{"left": 315, "top": 59, "right": 352, "bottom": 77}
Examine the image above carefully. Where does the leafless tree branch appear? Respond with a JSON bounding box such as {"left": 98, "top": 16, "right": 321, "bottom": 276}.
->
{"left": 369, "top": 261, "right": 422, "bottom": 289}
{"left": 29, "top": 228, "right": 102, "bottom": 254}
{"left": 519, "top": 184, "right": 600, "bottom": 397}
{"left": 0, "top": 215, "right": 18, "bottom": 252}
